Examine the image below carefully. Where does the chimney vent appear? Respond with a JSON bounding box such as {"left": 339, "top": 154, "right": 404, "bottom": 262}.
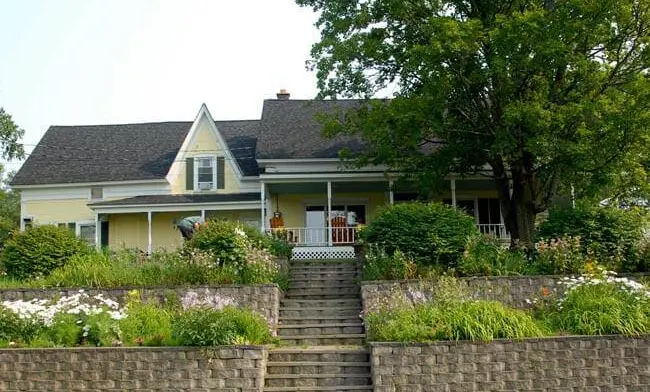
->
{"left": 276, "top": 89, "right": 290, "bottom": 100}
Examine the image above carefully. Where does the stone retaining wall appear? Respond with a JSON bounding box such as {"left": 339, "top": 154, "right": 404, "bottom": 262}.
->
{"left": 371, "top": 335, "right": 650, "bottom": 392}
{"left": 361, "top": 274, "right": 648, "bottom": 313}
{"left": 0, "top": 284, "right": 281, "bottom": 328}
{"left": 0, "top": 346, "right": 267, "bottom": 392}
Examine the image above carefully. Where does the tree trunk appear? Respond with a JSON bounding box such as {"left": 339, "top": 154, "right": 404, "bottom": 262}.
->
{"left": 495, "top": 166, "right": 538, "bottom": 249}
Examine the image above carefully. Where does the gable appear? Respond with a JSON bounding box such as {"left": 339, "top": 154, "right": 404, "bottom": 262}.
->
{"left": 167, "top": 106, "right": 258, "bottom": 193}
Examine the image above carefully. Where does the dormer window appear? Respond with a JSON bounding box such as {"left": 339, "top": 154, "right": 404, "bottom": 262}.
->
{"left": 196, "top": 157, "right": 216, "bottom": 191}
{"left": 186, "top": 156, "right": 225, "bottom": 191}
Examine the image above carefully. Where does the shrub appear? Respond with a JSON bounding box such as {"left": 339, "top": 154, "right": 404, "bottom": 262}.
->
{"left": 171, "top": 306, "right": 273, "bottom": 346}
{"left": 242, "top": 225, "right": 293, "bottom": 259}
{"left": 531, "top": 236, "right": 587, "bottom": 275}
{"left": 458, "top": 234, "right": 527, "bottom": 276}
{"left": 365, "top": 300, "right": 545, "bottom": 342}
{"left": 361, "top": 245, "right": 417, "bottom": 280}
{"left": 537, "top": 202, "right": 648, "bottom": 271}
{"left": 1, "top": 225, "right": 89, "bottom": 279}
{"left": 118, "top": 291, "right": 175, "bottom": 346}
{"left": 537, "top": 268, "right": 650, "bottom": 336}
{"left": 184, "top": 219, "right": 248, "bottom": 266}
{"left": 0, "top": 305, "right": 42, "bottom": 343}
{"left": 234, "top": 247, "right": 281, "bottom": 285}
{"left": 362, "top": 202, "right": 478, "bottom": 268}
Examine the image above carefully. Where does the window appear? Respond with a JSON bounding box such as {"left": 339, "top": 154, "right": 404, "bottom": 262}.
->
{"left": 196, "top": 157, "right": 216, "bottom": 191}
{"left": 90, "top": 187, "right": 103, "bottom": 200}
{"left": 22, "top": 217, "right": 33, "bottom": 230}
{"left": 78, "top": 222, "right": 96, "bottom": 245}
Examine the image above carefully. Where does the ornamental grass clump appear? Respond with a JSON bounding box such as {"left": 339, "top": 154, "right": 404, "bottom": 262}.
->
{"left": 364, "top": 276, "right": 545, "bottom": 342}
{"left": 540, "top": 266, "right": 650, "bottom": 336}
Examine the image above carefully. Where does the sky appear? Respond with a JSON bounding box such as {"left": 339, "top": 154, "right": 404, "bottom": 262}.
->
{"left": 0, "top": 0, "right": 322, "bottom": 173}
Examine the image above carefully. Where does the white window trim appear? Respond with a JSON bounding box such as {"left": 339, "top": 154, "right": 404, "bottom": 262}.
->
{"left": 76, "top": 220, "right": 97, "bottom": 245}
{"left": 194, "top": 156, "right": 218, "bottom": 191}
{"left": 89, "top": 186, "right": 104, "bottom": 201}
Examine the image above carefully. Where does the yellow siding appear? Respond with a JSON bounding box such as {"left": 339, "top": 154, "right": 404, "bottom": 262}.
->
{"left": 108, "top": 210, "right": 260, "bottom": 251}
{"left": 269, "top": 192, "right": 389, "bottom": 228}
{"left": 24, "top": 199, "right": 94, "bottom": 224}
{"left": 170, "top": 117, "right": 240, "bottom": 194}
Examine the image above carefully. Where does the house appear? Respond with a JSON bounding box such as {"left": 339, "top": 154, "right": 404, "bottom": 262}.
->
{"left": 10, "top": 91, "right": 509, "bottom": 259}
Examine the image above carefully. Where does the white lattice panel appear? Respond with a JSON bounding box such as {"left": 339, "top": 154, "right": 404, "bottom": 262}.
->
{"left": 292, "top": 246, "right": 356, "bottom": 260}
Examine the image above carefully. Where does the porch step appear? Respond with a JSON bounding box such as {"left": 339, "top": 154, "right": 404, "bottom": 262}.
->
{"left": 284, "top": 287, "right": 360, "bottom": 299}
{"left": 266, "top": 361, "right": 370, "bottom": 374}
{"left": 279, "top": 307, "right": 361, "bottom": 318}
{"left": 264, "top": 373, "right": 372, "bottom": 388}
{"left": 291, "top": 272, "right": 359, "bottom": 281}
{"left": 268, "top": 346, "right": 369, "bottom": 362}
{"left": 277, "top": 323, "right": 364, "bottom": 336}
{"left": 279, "top": 315, "right": 361, "bottom": 325}
{"left": 289, "top": 282, "right": 358, "bottom": 289}
{"left": 264, "top": 386, "right": 373, "bottom": 391}
{"left": 281, "top": 298, "right": 361, "bottom": 308}
{"left": 278, "top": 334, "right": 366, "bottom": 346}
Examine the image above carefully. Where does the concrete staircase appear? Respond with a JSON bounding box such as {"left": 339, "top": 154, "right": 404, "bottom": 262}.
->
{"left": 265, "top": 259, "right": 372, "bottom": 392}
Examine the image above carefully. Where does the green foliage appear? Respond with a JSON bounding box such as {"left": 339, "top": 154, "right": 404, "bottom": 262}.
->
{"left": 118, "top": 291, "right": 175, "bottom": 346}
{"left": 1, "top": 225, "right": 89, "bottom": 279}
{"left": 184, "top": 219, "right": 248, "bottom": 266}
{"left": 541, "top": 278, "right": 650, "bottom": 336}
{"left": 242, "top": 225, "right": 294, "bottom": 259}
{"left": 361, "top": 246, "right": 417, "bottom": 281}
{"left": 297, "top": 0, "right": 650, "bottom": 246}
{"left": 365, "top": 300, "right": 545, "bottom": 342}
{"left": 458, "top": 235, "right": 527, "bottom": 276}
{"left": 537, "top": 203, "right": 647, "bottom": 271}
{"left": 0, "top": 305, "right": 41, "bottom": 343}
{"left": 362, "top": 202, "right": 478, "bottom": 268}
{"left": 531, "top": 236, "right": 587, "bottom": 275}
{"left": 171, "top": 306, "right": 273, "bottom": 346}
{"left": 41, "top": 250, "right": 236, "bottom": 288}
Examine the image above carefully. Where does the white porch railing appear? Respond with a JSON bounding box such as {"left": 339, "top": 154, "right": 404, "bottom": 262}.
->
{"left": 267, "top": 224, "right": 509, "bottom": 246}
{"left": 266, "top": 227, "right": 359, "bottom": 246}
{"left": 477, "top": 223, "right": 510, "bottom": 242}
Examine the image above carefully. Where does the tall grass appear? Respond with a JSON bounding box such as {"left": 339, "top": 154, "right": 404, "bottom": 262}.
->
{"left": 366, "top": 300, "right": 546, "bottom": 342}
{"left": 0, "top": 250, "right": 239, "bottom": 289}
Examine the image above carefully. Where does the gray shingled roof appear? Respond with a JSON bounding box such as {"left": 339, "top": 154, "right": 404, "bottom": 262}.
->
{"left": 11, "top": 99, "right": 368, "bottom": 186}
{"left": 256, "top": 99, "right": 366, "bottom": 159}
{"left": 11, "top": 120, "right": 261, "bottom": 186}
{"left": 89, "top": 193, "right": 261, "bottom": 206}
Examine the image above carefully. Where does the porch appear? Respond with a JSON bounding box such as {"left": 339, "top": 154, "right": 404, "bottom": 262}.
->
{"left": 260, "top": 178, "right": 511, "bottom": 258}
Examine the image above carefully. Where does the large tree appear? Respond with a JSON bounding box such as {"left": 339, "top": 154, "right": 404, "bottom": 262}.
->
{"left": 0, "top": 108, "right": 25, "bottom": 245}
{"left": 297, "top": 0, "right": 650, "bottom": 247}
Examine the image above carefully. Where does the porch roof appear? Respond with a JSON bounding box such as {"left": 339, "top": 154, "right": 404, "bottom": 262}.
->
{"left": 88, "top": 193, "right": 261, "bottom": 214}
{"left": 90, "top": 193, "right": 261, "bottom": 206}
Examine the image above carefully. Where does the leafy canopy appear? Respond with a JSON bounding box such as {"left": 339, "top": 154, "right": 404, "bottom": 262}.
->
{"left": 297, "top": 0, "right": 650, "bottom": 245}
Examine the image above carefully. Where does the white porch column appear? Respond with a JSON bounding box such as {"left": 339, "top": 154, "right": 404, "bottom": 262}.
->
{"left": 95, "top": 213, "right": 100, "bottom": 251}
{"left": 451, "top": 179, "right": 457, "bottom": 208}
{"left": 147, "top": 211, "right": 152, "bottom": 255}
{"left": 327, "top": 181, "right": 333, "bottom": 246}
{"left": 260, "top": 181, "right": 266, "bottom": 233}
{"left": 389, "top": 179, "right": 394, "bottom": 205}
{"left": 200, "top": 209, "right": 206, "bottom": 221}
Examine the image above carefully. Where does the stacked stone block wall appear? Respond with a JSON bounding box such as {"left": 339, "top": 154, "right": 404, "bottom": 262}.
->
{"left": 371, "top": 336, "right": 650, "bottom": 392}
{"left": 0, "top": 346, "right": 267, "bottom": 392}
{"left": 361, "top": 274, "right": 649, "bottom": 312}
